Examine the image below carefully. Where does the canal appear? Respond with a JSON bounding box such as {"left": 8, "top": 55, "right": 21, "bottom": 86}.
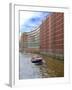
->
{"left": 19, "top": 52, "right": 50, "bottom": 79}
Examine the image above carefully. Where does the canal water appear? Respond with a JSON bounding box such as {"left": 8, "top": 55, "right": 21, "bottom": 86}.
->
{"left": 19, "top": 52, "right": 50, "bottom": 79}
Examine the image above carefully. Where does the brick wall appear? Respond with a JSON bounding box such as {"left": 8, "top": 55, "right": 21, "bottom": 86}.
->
{"left": 40, "top": 12, "right": 64, "bottom": 58}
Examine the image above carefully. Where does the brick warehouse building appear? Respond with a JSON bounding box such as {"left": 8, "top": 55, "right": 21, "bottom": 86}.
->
{"left": 40, "top": 12, "right": 64, "bottom": 58}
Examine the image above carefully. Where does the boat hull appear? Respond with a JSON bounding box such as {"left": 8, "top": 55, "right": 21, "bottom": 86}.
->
{"left": 31, "top": 59, "right": 42, "bottom": 63}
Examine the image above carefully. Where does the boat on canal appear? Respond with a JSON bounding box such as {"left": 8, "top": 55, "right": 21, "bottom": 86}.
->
{"left": 31, "top": 55, "right": 43, "bottom": 64}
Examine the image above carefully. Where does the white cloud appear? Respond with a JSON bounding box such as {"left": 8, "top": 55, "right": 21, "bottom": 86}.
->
{"left": 20, "top": 11, "right": 50, "bottom": 32}
{"left": 20, "top": 11, "right": 37, "bottom": 26}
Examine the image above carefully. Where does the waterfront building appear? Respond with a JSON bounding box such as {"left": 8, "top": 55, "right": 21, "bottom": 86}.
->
{"left": 40, "top": 12, "right": 64, "bottom": 58}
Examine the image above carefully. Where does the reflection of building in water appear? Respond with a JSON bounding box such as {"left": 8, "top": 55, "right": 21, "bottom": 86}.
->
{"left": 40, "top": 12, "right": 64, "bottom": 58}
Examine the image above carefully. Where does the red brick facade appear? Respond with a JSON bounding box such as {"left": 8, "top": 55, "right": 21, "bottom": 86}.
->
{"left": 40, "top": 13, "right": 64, "bottom": 58}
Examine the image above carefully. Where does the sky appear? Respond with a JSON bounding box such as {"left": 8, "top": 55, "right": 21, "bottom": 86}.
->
{"left": 20, "top": 11, "right": 51, "bottom": 33}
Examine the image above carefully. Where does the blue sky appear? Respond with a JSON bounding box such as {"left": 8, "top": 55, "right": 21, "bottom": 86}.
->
{"left": 20, "top": 11, "right": 51, "bottom": 33}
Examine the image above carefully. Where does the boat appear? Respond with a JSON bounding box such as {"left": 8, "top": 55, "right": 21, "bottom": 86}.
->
{"left": 31, "top": 55, "right": 43, "bottom": 64}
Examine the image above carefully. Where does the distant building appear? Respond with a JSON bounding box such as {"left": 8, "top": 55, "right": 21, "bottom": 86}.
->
{"left": 19, "top": 27, "right": 40, "bottom": 53}
{"left": 19, "top": 32, "right": 28, "bottom": 52}
{"left": 27, "top": 27, "right": 40, "bottom": 52}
